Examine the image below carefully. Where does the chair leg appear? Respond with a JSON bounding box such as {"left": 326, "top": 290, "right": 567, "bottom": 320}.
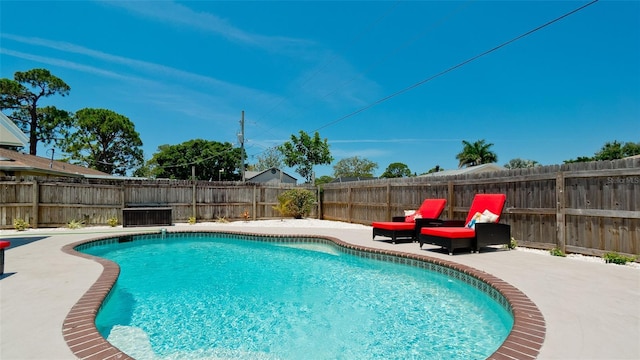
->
{"left": 0, "top": 248, "right": 4, "bottom": 275}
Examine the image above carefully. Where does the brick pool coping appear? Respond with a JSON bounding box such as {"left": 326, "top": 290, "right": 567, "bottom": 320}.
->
{"left": 61, "top": 230, "right": 545, "bottom": 360}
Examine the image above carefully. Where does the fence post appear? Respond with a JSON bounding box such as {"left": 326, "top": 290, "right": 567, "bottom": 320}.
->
{"left": 120, "top": 183, "right": 126, "bottom": 224}
{"left": 556, "top": 172, "right": 566, "bottom": 252}
{"left": 317, "top": 186, "right": 322, "bottom": 220}
{"left": 386, "top": 183, "right": 391, "bottom": 221}
{"left": 348, "top": 186, "right": 353, "bottom": 223}
{"left": 253, "top": 185, "right": 257, "bottom": 220}
{"left": 31, "top": 180, "right": 39, "bottom": 229}
{"left": 192, "top": 166, "right": 197, "bottom": 219}
{"left": 447, "top": 181, "right": 455, "bottom": 219}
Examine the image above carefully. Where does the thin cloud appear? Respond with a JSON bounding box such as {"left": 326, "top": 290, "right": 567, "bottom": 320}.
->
{"left": 330, "top": 138, "right": 462, "bottom": 144}
{"left": 1, "top": 34, "right": 286, "bottom": 115}
{"left": 332, "top": 148, "right": 390, "bottom": 158}
{"left": 0, "top": 48, "right": 132, "bottom": 81}
{"left": 99, "top": 0, "right": 315, "bottom": 53}
{"left": 1, "top": 34, "right": 256, "bottom": 93}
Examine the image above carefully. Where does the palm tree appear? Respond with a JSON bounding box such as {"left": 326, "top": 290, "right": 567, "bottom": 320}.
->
{"left": 456, "top": 139, "right": 498, "bottom": 168}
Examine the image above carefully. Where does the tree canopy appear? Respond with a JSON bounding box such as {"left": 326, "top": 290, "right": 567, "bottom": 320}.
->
{"left": 314, "top": 175, "right": 334, "bottom": 186}
{"left": 253, "top": 147, "right": 284, "bottom": 171}
{"left": 278, "top": 130, "right": 333, "bottom": 183}
{"left": 455, "top": 139, "right": 498, "bottom": 168}
{"left": 59, "top": 108, "right": 143, "bottom": 175}
{"left": 565, "top": 140, "right": 640, "bottom": 163}
{"left": 594, "top": 141, "right": 640, "bottom": 160}
{"left": 0, "top": 68, "right": 72, "bottom": 155}
{"left": 380, "top": 162, "right": 411, "bottom": 178}
{"left": 504, "top": 158, "right": 540, "bottom": 169}
{"left": 147, "top": 139, "right": 242, "bottom": 180}
{"left": 333, "top": 156, "right": 378, "bottom": 178}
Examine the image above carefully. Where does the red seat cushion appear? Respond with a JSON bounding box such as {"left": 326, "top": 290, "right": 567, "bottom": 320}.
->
{"left": 0, "top": 241, "right": 10, "bottom": 249}
{"left": 371, "top": 222, "right": 415, "bottom": 231}
{"left": 421, "top": 227, "right": 475, "bottom": 239}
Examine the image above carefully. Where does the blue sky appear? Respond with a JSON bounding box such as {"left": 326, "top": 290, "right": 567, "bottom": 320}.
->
{"left": 1, "top": 0, "right": 638, "bottom": 179}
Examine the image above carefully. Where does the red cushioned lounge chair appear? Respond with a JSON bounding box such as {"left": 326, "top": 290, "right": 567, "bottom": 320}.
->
{"left": 0, "top": 241, "right": 10, "bottom": 275}
{"left": 372, "top": 199, "right": 446, "bottom": 244}
{"left": 419, "top": 194, "right": 510, "bottom": 255}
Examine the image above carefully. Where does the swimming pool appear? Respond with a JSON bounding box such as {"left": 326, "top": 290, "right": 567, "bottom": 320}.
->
{"left": 63, "top": 232, "right": 545, "bottom": 359}
{"left": 64, "top": 231, "right": 545, "bottom": 360}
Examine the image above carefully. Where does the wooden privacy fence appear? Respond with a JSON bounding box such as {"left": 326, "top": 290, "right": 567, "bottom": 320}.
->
{"left": 321, "top": 158, "right": 639, "bottom": 257}
{"left": 0, "top": 178, "right": 318, "bottom": 229}
{"left": 1, "top": 158, "right": 638, "bottom": 257}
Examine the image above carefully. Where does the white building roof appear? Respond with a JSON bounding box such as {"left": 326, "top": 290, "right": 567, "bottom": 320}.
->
{"left": 0, "top": 112, "right": 29, "bottom": 147}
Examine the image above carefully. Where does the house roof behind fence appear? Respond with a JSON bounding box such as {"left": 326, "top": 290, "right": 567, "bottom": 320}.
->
{"left": 418, "top": 163, "right": 506, "bottom": 177}
{"left": 0, "top": 148, "right": 113, "bottom": 178}
{"left": 0, "top": 112, "right": 29, "bottom": 147}
{"left": 245, "top": 167, "right": 297, "bottom": 182}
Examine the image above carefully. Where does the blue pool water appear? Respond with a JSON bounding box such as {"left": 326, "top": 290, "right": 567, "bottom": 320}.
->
{"left": 84, "top": 234, "right": 513, "bottom": 360}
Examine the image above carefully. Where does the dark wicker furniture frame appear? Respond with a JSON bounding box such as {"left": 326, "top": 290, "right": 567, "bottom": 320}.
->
{"left": 373, "top": 217, "right": 444, "bottom": 244}
{"left": 418, "top": 193, "right": 510, "bottom": 255}
{"left": 419, "top": 222, "right": 511, "bottom": 255}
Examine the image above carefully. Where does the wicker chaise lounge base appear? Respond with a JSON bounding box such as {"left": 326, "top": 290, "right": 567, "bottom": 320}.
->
{"left": 419, "top": 222, "right": 511, "bottom": 255}
{"left": 372, "top": 219, "right": 415, "bottom": 244}
{"left": 373, "top": 218, "right": 445, "bottom": 244}
{"left": 372, "top": 199, "right": 446, "bottom": 244}
{"left": 419, "top": 194, "right": 510, "bottom": 255}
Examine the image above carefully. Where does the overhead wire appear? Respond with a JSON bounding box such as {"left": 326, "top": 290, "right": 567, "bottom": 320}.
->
{"left": 318, "top": 1, "right": 474, "bottom": 102}
{"left": 158, "top": 0, "right": 600, "bottom": 171}
{"left": 313, "top": 0, "right": 599, "bottom": 132}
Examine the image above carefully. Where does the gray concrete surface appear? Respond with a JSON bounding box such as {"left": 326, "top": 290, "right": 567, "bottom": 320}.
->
{"left": 1, "top": 223, "right": 638, "bottom": 359}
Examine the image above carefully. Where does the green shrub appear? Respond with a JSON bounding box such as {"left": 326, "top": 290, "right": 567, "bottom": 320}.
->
{"left": 274, "top": 188, "right": 316, "bottom": 219}
{"left": 603, "top": 252, "right": 637, "bottom": 265}
{"left": 67, "top": 219, "right": 85, "bottom": 229}
{"left": 188, "top": 216, "right": 197, "bottom": 225}
{"left": 215, "top": 216, "right": 229, "bottom": 223}
{"left": 550, "top": 247, "right": 566, "bottom": 257}
{"left": 13, "top": 218, "right": 30, "bottom": 231}
{"left": 107, "top": 217, "right": 118, "bottom": 227}
{"left": 505, "top": 237, "right": 518, "bottom": 249}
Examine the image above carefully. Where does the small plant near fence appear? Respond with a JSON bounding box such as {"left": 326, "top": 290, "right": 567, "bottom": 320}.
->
{"left": 602, "top": 252, "right": 637, "bottom": 265}
{"left": 188, "top": 216, "right": 197, "bottom": 225}
{"left": 67, "top": 219, "right": 85, "bottom": 230}
{"left": 241, "top": 209, "right": 250, "bottom": 222}
{"left": 13, "top": 218, "right": 30, "bottom": 231}
{"left": 550, "top": 248, "right": 566, "bottom": 257}
{"left": 504, "top": 237, "right": 518, "bottom": 250}
{"left": 107, "top": 217, "right": 118, "bottom": 227}
{"left": 215, "top": 216, "right": 229, "bottom": 223}
{"left": 273, "top": 188, "right": 316, "bottom": 219}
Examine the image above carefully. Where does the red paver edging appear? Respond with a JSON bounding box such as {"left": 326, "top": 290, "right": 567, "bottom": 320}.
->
{"left": 62, "top": 230, "right": 545, "bottom": 360}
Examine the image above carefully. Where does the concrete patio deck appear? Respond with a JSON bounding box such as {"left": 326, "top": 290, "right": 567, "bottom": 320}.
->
{"left": 1, "top": 222, "right": 638, "bottom": 359}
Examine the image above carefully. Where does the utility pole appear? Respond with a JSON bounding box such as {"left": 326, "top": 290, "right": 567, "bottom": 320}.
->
{"left": 238, "top": 110, "right": 245, "bottom": 182}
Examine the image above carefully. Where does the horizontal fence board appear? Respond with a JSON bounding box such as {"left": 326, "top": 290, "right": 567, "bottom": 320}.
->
{"left": 565, "top": 209, "right": 640, "bottom": 219}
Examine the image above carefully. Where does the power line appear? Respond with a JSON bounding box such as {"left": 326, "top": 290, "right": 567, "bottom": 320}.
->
{"left": 319, "top": 1, "right": 473, "bottom": 102}
{"left": 313, "top": 0, "right": 600, "bottom": 132}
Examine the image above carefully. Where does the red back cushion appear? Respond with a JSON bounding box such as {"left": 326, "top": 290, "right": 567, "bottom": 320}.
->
{"left": 416, "top": 199, "right": 447, "bottom": 219}
{"left": 465, "top": 194, "right": 506, "bottom": 224}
